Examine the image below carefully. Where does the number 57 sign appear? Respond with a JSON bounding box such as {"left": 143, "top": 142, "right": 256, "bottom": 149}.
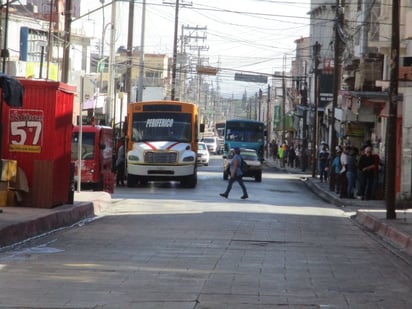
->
{"left": 9, "top": 109, "right": 44, "bottom": 153}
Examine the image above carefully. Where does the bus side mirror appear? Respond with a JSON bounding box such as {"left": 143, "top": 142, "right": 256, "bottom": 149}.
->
{"left": 199, "top": 123, "right": 205, "bottom": 133}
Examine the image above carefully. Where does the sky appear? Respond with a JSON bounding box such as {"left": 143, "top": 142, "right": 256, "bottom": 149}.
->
{"left": 79, "top": 0, "right": 311, "bottom": 99}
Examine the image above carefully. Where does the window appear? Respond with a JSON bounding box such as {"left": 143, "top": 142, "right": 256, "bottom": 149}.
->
{"left": 72, "top": 132, "right": 96, "bottom": 160}
{"left": 132, "top": 112, "right": 192, "bottom": 142}
{"left": 20, "top": 27, "right": 48, "bottom": 62}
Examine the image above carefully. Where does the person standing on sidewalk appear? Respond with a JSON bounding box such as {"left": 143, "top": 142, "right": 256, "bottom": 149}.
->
{"left": 339, "top": 145, "right": 350, "bottom": 198}
{"left": 278, "top": 144, "right": 285, "bottom": 167}
{"left": 288, "top": 144, "right": 296, "bottom": 168}
{"left": 358, "top": 146, "right": 376, "bottom": 200}
{"left": 295, "top": 144, "right": 301, "bottom": 168}
{"left": 331, "top": 146, "right": 342, "bottom": 193}
{"left": 318, "top": 145, "right": 330, "bottom": 183}
{"left": 115, "top": 139, "right": 126, "bottom": 186}
{"left": 270, "top": 140, "right": 278, "bottom": 161}
{"left": 346, "top": 146, "right": 358, "bottom": 198}
{"left": 220, "top": 147, "right": 248, "bottom": 199}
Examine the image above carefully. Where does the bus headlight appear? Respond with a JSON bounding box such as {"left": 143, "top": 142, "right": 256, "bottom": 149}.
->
{"left": 128, "top": 154, "right": 140, "bottom": 161}
{"left": 183, "top": 156, "right": 195, "bottom": 162}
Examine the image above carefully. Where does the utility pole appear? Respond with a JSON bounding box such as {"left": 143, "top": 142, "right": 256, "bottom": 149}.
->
{"left": 126, "top": 0, "right": 135, "bottom": 104}
{"left": 385, "top": 0, "right": 400, "bottom": 219}
{"left": 46, "top": 0, "right": 54, "bottom": 80}
{"left": 254, "top": 92, "right": 258, "bottom": 120}
{"left": 107, "top": 0, "right": 116, "bottom": 126}
{"left": 186, "top": 25, "right": 207, "bottom": 111}
{"left": 329, "top": 0, "right": 344, "bottom": 190}
{"left": 282, "top": 59, "right": 286, "bottom": 168}
{"left": 171, "top": 0, "right": 179, "bottom": 101}
{"left": 302, "top": 80, "right": 308, "bottom": 172}
{"left": 312, "top": 41, "right": 321, "bottom": 178}
{"left": 61, "top": 0, "right": 72, "bottom": 83}
{"left": 1, "top": 0, "right": 10, "bottom": 73}
{"left": 166, "top": 0, "right": 192, "bottom": 100}
{"left": 282, "top": 74, "right": 285, "bottom": 144}
{"left": 137, "top": 0, "right": 146, "bottom": 102}
{"left": 99, "top": 1, "right": 106, "bottom": 93}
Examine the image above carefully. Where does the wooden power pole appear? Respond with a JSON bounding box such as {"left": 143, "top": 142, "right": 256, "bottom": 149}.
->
{"left": 330, "top": 0, "right": 344, "bottom": 190}
{"left": 385, "top": 0, "right": 400, "bottom": 219}
{"left": 312, "top": 41, "right": 321, "bottom": 178}
{"left": 61, "top": 0, "right": 72, "bottom": 83}
{"left": 126, "top": 0, "right": 135, "bottom": 104}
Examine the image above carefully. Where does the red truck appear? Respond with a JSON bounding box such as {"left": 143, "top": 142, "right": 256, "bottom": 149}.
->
{"left": 71, "top": 125, "right": 114, "bottom": 191}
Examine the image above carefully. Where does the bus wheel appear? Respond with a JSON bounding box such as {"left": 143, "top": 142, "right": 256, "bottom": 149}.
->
{"left": 182, "top": 174, "right": 197, "bottom": 188}
{"left": 127, "top": 174, "right": 137, "bottom": 187}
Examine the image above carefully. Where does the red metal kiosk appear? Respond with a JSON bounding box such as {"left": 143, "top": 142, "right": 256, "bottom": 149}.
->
{"left": 1, "top": 79, "right": 75, "bottom": 208}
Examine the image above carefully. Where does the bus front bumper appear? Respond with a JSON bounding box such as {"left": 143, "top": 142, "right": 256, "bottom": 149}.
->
{"left": 127, "top": 163, "right": 195, "bottom": 177}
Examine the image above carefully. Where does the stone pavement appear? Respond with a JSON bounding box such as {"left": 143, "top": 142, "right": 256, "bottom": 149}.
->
{"left": 265, "top": 158, "right": 412, "bottom": 257}
{"left": 0, "top": 163, "right": 411, "bottom": 258}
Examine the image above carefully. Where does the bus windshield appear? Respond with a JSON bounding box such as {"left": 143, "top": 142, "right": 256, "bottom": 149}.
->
{"left": 224, "top": 120, "right": 265, "bottom": 160}
{"left": 132, "top": 112, "right": 192, "bottom": 142}
{"left": 225, "top": 123, "right": 264, "bottom": 143}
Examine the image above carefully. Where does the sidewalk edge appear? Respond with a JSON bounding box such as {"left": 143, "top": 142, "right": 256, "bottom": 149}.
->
{"left": 355, "top": 211, "right": 412, "bottom": 256}
{"left": 0, "top": 202, "right": 95, "bottom": 248}
{"left": 303, "top": 177, "right": 346, "bottom": 207}
{"left": 0, "top": 192, "right": 111, "bottom": 248}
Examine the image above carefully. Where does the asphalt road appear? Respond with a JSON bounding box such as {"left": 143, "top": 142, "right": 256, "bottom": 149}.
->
{"left": 0, "top": 155, "right": 411, "bottom": 308}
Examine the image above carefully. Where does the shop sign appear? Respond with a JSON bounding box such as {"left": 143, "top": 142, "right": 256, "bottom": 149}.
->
{"left": 9, "top": 109, "right": 44, "bottom": 153}
{"left": 345, "top": 124, "right": 364, "bottom": 137}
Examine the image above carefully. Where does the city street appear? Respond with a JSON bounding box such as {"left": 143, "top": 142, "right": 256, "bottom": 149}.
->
{"left": 0, "top": 156, "right": 411, "bottom": 308}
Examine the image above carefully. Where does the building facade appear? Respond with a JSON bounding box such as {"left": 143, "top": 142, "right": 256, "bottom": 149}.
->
{"left": 296, "top": 0, "right": 412, "bottom": 204}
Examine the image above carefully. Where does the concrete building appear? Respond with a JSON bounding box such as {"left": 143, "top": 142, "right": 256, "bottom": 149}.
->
{"left": 303, "top": 0, "right": 412, "bottom": 204}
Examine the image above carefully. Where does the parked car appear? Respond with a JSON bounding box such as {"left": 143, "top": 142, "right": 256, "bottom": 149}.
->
{"left": 197, "top": 142, "right": 210, "bottom": 166}
{"left": 201, "top": 136, "right": 220, "bottom": 154}
{"left": 223, "top": 148, "right": 262, "bottom": 182}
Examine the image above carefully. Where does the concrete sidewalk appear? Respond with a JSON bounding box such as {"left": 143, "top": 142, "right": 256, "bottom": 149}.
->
{"left": 0, "top": 191, "right": 111, "bottom": 248}
{"left": 265, "top": 158, "right": 412, "bottom": 257}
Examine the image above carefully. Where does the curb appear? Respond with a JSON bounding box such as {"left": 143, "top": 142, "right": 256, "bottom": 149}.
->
{"left": 355, "top": 211, "right": 412, "bottom": 256}
{"left": 77, "top": 191, "right": 112, "bottom": 215}
{"left": 0, "top": 202, "right": 95, "bottom": 248}
{"left": 0, "top": 191, "right": 112, "bottom": 248}
{"left": 302, "top": 177, "right": 346, "bottom": 208}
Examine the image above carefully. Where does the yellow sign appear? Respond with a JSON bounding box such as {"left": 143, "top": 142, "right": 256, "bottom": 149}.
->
{"left": 9, "top": 144, "right": 41, "bottom": 153}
